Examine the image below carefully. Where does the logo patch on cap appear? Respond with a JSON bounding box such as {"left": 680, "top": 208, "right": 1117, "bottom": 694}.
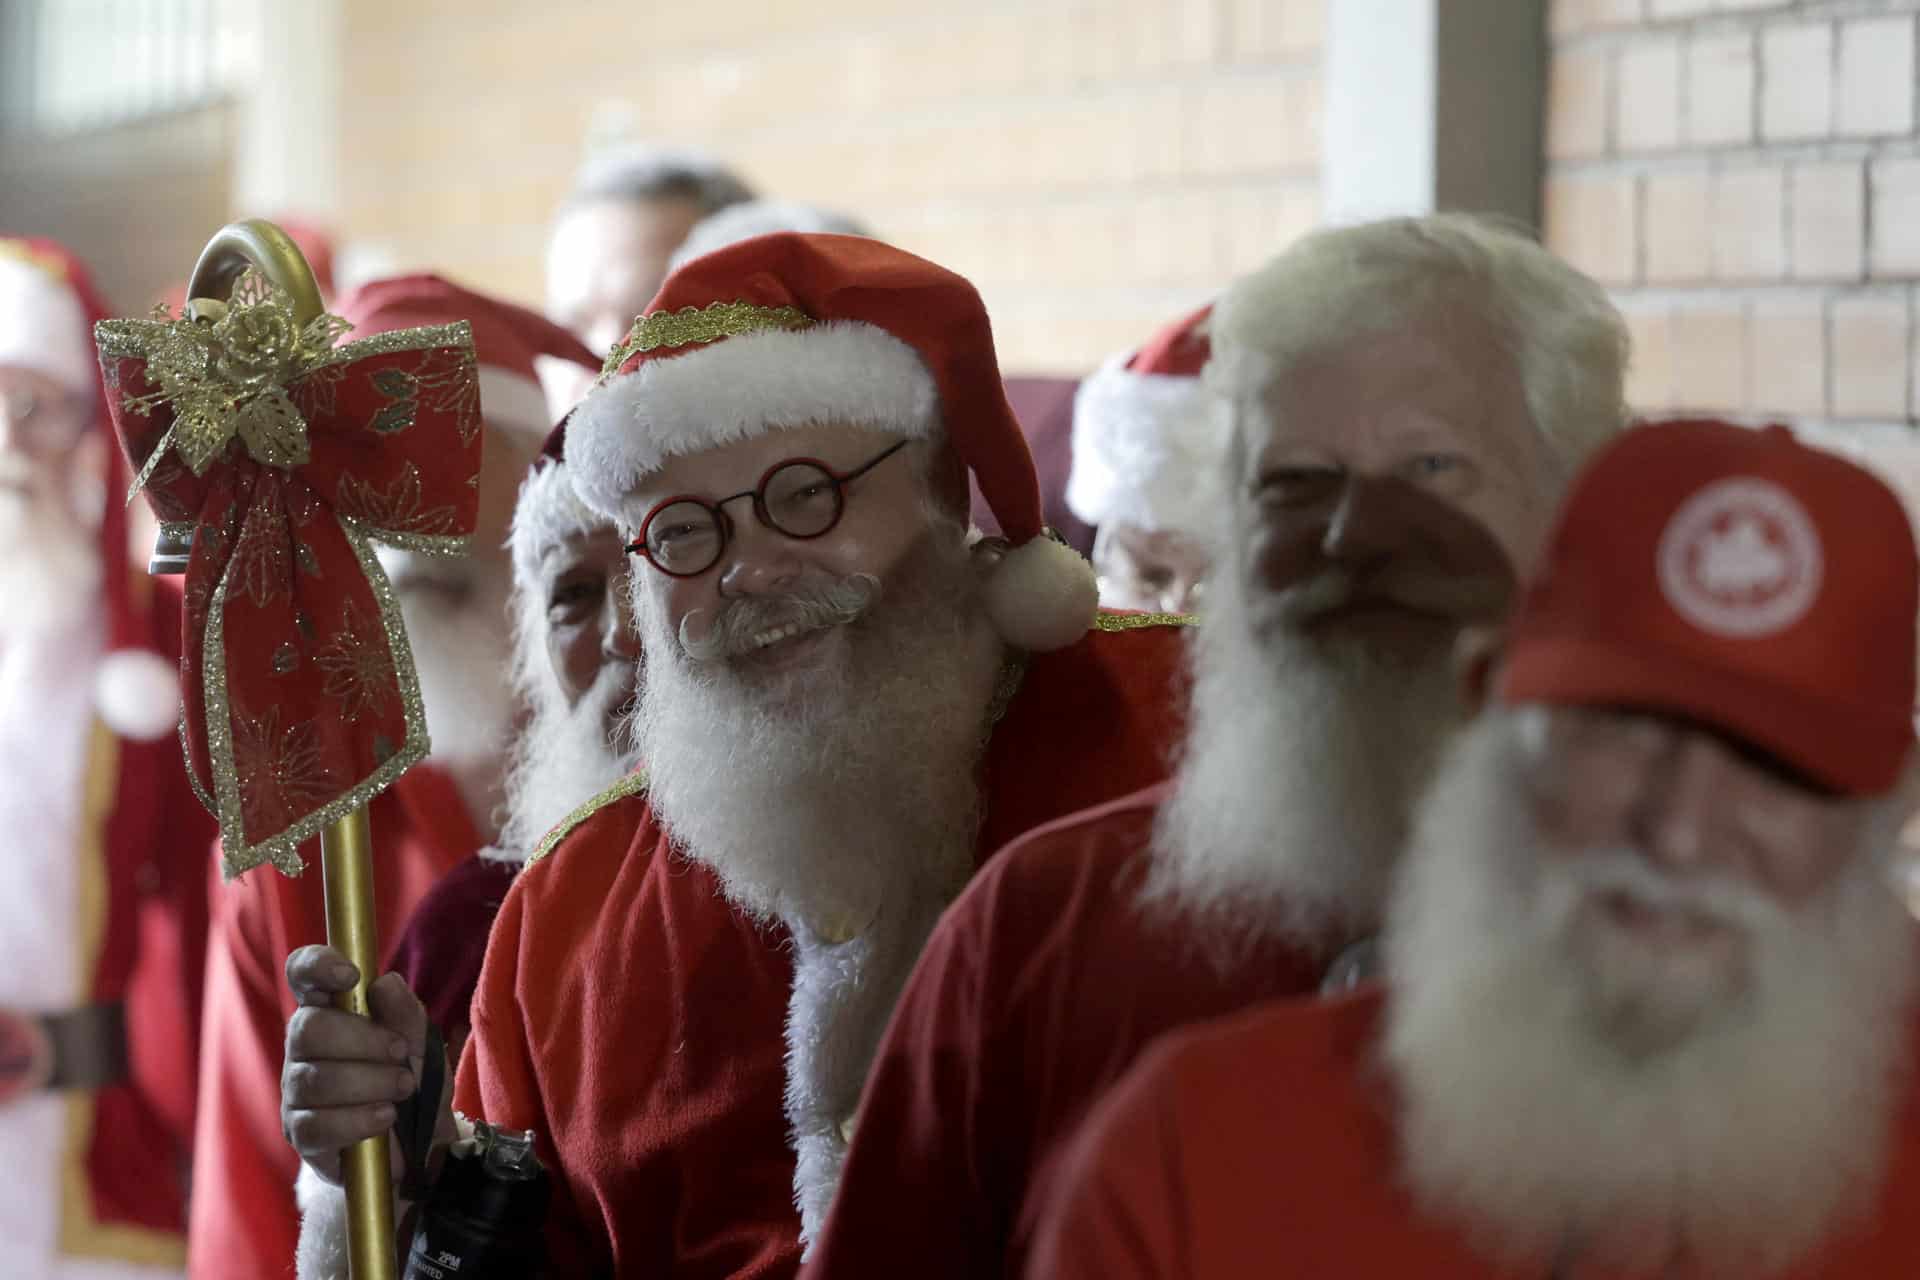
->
{"left": 1657, "top": 477, "right": 1824, "bottom": 637}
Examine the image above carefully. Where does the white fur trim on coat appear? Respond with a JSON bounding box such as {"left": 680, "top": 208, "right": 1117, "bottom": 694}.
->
{"left": 294, "top": 1163, "right": 353, "bottom": 1280}
{"left": 1065, "top": 353, "right": 1227, "bottom": 535}
{"left": 565, "top": 321, "right": 939, "bottom": 520}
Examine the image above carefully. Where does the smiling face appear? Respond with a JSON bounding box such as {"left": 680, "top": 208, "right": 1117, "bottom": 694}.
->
{"left": 621, "top": 421, "right": 955, "bottom": 685}
{"left": 1512, "top": 703, "right": 1878, "bottom": 1036}
{"left": 1237, "top": 308, "right": 1553, "bottom": 654}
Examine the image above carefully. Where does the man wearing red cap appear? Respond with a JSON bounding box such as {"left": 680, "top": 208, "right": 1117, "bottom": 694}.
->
{"left": 0, "top": 236, "right": 217, "bottom": 1276}
{"left": 272, "top": 232, "right": 1189, "bottom": 1275}
{"left": 187, "top": 277, "right": 602, "bottom": 1279}
{"left": 806, "top": 214, "right": 1630, "bottom": 1278}
{"left": 1067, "top": 305, "right": 1223, "bottom": 615}
{"left": 1033, "top": 418, "right": 1920, "bottom": 1279}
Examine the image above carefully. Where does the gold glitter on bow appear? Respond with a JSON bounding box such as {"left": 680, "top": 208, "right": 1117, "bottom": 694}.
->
{"left": 601, "top": 300, "right": 814, "bottom": 380}
{"left": 118, "top": 269, "right": 353, "bottom": 494}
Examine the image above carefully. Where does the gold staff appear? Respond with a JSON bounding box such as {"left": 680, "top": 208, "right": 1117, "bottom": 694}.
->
{"left": 99, "top": 219, "right": 486, "bottom": 1280}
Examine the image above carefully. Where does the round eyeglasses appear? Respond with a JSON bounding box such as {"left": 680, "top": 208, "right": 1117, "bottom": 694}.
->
{"left": 627, "top": 439, "right": 913, "bottom": 578}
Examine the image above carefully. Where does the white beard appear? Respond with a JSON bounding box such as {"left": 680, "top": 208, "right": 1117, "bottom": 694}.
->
{"left": 493, "top": 657, "right": 639, "bottom": 859}
{"left": 634, "top": 529, "right": 1002, "bottom": 1243}
{"left": 1383, "top": 712, "right": 1918, "bottom": 1278}
{"left": 1145, "top": 560, "right": 1461, "bottom": 954}
{"left": 0, "top": 477, "right": 102, "bottom": 640}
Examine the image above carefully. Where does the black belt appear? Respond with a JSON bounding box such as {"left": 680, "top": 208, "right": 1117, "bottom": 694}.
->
{"left": 40, "top": 1001, "right": 128, "bottom": 1091}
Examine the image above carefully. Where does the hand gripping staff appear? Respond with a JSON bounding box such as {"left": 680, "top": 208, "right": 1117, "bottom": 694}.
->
{"left": 94, "top": 219, "right": 484, "bottom": 1280}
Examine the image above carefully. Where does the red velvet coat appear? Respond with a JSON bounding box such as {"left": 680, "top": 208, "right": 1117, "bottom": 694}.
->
{"left": 457, "top": 615, "right": 1191, "bottom": 1278}
{"left": 803, "top": 782, "right": 1334, "bottom": 1279}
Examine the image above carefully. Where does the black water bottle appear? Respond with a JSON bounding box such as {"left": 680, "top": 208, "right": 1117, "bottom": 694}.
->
{"left": 402, "top": 1121, "right": 550, "bottom": 1280}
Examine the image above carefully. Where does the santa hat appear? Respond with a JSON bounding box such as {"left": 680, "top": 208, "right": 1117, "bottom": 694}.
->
{"left": 510, "top": 425, "right": 603, "bottom": 591}
{"left": 1066, "top": 304, "right": 1227, "bottom": 535}
{"left": 332, "top": 274, "right": 600, "bottom": 445}
{"left": 566, "top": 232, "right": 1098, "bottom": 652}
{"left": 0, "top": 236, "right": 180, "bottom": 741}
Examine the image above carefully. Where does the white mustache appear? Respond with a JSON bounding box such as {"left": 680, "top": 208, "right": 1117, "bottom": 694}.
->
{"left": 1556, "top": 850, "right": 1785, "bottom": 934}
{"left": 678, "top": 573, "right": 880, "bottom": 663}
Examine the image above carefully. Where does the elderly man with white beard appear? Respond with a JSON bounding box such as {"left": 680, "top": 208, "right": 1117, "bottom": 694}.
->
{"left": 188, "top": 277, "right": 603, "bottom": 1279}
{"left": 0, "top": 236, "right": 217, "bottom": 1277}
{"left": 283, "top": 442, "right": 640, "bottom": 1280}
{"left": 1031, "top": 417, "right": 1920, "bottom": 1280}
{"left": 805, "top": 214, "right": 1630, "bottom": 1279}
{"left": 267, "top": 231, "right": 1191, "bottom": 1277}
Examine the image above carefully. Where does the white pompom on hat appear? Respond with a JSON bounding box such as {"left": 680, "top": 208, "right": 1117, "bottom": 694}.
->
{"left": 2, "top": 237, "right": 180, "bottom": 740}
{"left": 564, "top": 232, "right": 1098, "bottom": 652}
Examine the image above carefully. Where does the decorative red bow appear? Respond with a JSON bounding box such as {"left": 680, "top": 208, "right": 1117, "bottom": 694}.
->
{"left": 95, "top": 271, "right": 483, "bottom": 877}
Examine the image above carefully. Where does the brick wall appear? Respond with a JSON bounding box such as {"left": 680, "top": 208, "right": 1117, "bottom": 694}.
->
{"left": 336, "top": 0, "right": 1323, "bottom": 374}
{"left": 1545, "top": 0, "right": 1920, "bottom": 446}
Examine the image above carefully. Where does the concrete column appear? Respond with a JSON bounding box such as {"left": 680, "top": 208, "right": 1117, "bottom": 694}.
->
{"left": 1321, "top": 0, "right": 1546, "bottom": 229}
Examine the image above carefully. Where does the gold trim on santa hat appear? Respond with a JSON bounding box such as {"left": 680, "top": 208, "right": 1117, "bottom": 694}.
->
{"left": 601, "top": 300, "right": 814, "bottom": 380}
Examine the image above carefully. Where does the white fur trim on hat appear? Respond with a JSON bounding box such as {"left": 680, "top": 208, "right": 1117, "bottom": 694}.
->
{"left": 1066, "top": 352, "right": 1227, "bottom": 534}
{"left": 0, "top": 256, "right": 95, "bottom": 395}
{"left": 509, "top": 460, "right": 606, "bottom": 584}
{"left": 478, "top": 365, "right": 552, "bottom": 445}
{"left": 565, "top": 321, "right": 939, "bottom": 519}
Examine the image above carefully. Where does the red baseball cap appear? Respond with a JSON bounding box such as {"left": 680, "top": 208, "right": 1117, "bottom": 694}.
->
{"left": 1499, "top": 418, "right": 1918, "bottom": 796}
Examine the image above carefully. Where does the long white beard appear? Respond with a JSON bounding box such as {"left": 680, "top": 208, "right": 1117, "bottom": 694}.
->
{"left": 635, "top": 532, "right": 1002, "bottom": 1242}
{"left": 494, "top": 659, "right": 639, "bottom": 859}
{"left": 634, "top": 532, "right": 999, "bottom": 935}
{"left": 1145, "top": 563, "right": 1461, "bottom": 953}
{"left": 1384, "top": 713, "right": 1918, "bottom": 1278}
{"left": 0, "top": 485, "right": 102, "bottom": 640}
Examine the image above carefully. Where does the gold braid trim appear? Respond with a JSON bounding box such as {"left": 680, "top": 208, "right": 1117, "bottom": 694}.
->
{"left": 601, "top": 301, "right": 814, "bottom": 379}
{"left": 525, "top": 771, "right": 652, "bottom": 869}
{"left": 1094, "top": 610, "right": 1197, "bottom": 631}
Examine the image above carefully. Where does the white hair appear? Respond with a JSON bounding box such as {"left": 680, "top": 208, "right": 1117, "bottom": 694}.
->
{"left": 561, "top": 141, "right": 754, "bottom": 218}
{"left": 666, "top": 200, "right": 874, "bottom": 275}
{"left": 1209, "top": 214, "right": 1630, "bottom": 477}
{"left": 1384, "top": 709, "right": 1918, "bottom": 1277}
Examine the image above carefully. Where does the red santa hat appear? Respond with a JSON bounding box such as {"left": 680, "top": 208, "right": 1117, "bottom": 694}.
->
{"left": 1066, "top": 304, "right": 1227, "bottom": 535}
{"left": 331, "top": 273, "right": 599, "bottom": 445}
{"left": 565, "top": 232, "right": 1098, "bottom": 652}
{"left": 0, "top": 236, "right": 180, "bottom": 741}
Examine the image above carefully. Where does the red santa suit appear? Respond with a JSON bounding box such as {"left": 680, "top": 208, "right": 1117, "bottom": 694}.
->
{"left": 1029, "top": 986, "right": 1920, "bottom": 1279}
{"left": 185, "top": 277, "right": 595, "bottom": 1279}
{"left": 0, "top": 237, "right": 220, "bottom": 1275}
{"left": 801, "top": 782, "right": 1333, "bottom": 1278}
{"left": 457, "top": 615, "right": 1190, "bottom": 1278}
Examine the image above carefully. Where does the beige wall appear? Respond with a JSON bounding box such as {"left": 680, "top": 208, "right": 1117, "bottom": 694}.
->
{"left": 1545, "top": 0, "right": 1920, "bottom": 432}
{"left": 337, "top": 0, "right": 1324, "bottom": 373}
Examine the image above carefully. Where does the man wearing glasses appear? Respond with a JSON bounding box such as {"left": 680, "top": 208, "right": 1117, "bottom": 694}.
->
{"left": 276, "top": 233, "right": 1190, "bottom": 1276}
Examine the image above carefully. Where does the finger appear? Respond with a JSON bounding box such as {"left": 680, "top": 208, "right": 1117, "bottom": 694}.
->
{"left": 283, "top": 1058, "right": 415, "bottom": 1110}
{"left": 366, "top": 972, "right": 430, "bottom": 1066}
{"left": 286, "top": 1006, "right": 411, "bottom": 1067}
{"left": 285, "top": 1103, "right": 397, "bottom": 1166}
{"left": 286, "top": 946, "right": 359, "bottom": 1000}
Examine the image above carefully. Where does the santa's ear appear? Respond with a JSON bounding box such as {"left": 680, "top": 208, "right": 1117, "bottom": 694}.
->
{"left": 1451, "top": 624, "right": 1507, "bottom": 715}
